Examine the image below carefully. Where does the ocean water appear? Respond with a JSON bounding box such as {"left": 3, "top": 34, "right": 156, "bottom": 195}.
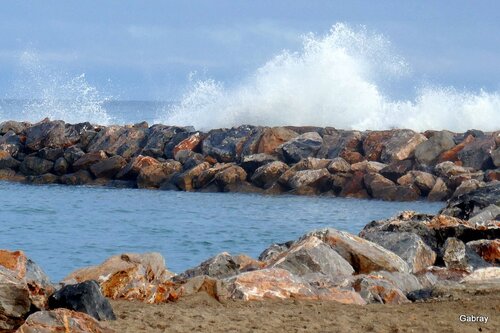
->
{"left": 0, "top": 181, "right": 442, "bottom": 282}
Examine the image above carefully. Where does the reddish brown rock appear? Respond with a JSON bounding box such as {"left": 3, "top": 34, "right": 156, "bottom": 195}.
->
{"left": 137, "top": 160, "right": 182, "bottom": 189}
{"left": 251, "top": 161, "right": 289, "bottom": 189}
{"left": 485, "top": 169, "right": 500, "bottom": 182}
{"left": 115, "top": 155, "right": 160, "bottom": 179}
{"left": 339, "top": 171, "right": 369, "bottom": 199}
{"left": 428, "top": 177, "right": 450, "bottom": 201}
{"left": 327, "top": 157, "right": 351, "bottom": 173}
{"left": 438, "top": 134, "right": 474, "bottom": 163}
{"left": 458, "top": 135, "right": 496, "bottom": 170}
{"left": 309, "top": 228, "right": 410, "bottom": 274}
{"left": 415, "top": 130, "right": 456, "bottom": 165}
{"left": 214, "top": 165, "right": 247, "bottom": 188}
{"left": 175, "top": 162, "right": 211, "bottom": 191}
{"left": 16, "top": 308, "right": 115, "bottom": 333}
{"left": 339, "top": 151, "right": 364, "bottom": 164}
{"left": 63, "top": 253, "right": 176, "bottom": 304}
{"left": 466, "top": 239, "right": 500, "bottom": 264}
{"left": 0, "top": 250, "right": 54, "bottom": 310}
{"left": 172, "top": 132, "right": 204, "bottom": 156}
{"left": 257, "top": 127, "right": 298, "bottom": 155}
{"left": 195, "top": 163, "right": 233, "bottom": 189}
{"left": 363, "top": 131, "right": 393, "bottom": 161}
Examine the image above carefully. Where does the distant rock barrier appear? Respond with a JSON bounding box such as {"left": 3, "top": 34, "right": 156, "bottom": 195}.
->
{"left": 1, "top": 119, "right": 499, "bottom": 201}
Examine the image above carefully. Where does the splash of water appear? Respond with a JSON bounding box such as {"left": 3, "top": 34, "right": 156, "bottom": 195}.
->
{"left": 160, "top": 23, "right": 500, "bottom": 132}
{"left": 6, "top": 51, "right": 112, "bottom": 125}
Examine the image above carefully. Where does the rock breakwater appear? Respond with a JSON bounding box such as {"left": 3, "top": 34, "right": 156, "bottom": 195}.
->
{"left": 1, "top": 119, "right": 499, "bottom": 201}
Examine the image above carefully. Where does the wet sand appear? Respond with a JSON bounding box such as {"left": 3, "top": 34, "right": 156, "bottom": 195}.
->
{"left": 105, "top": 292, "right": 499, "bottom": 333}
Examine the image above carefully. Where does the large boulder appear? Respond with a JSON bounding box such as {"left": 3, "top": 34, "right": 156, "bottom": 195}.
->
{"left": 0, "top": 267, "right": 31, "bottom": 332}
{"left": 172, "top": 132, "right": 204, "bottom": 156}
{"left": 87, "top": 125, "right": 147, "bottom": 159}
{"left": 317, "top": 130, "right": 363, "bottom": 159}
{"left": 48, "top": 280, "right": 116, "bottom": 321}
{"left": 267, "top": 236, "right": 354, "bottom": 277}
{"left": 89, "top": 156, "right": 126, "bottom": 178}
{"left": 256, "top": 127, "right": 298, "bottom": 155}
{"left": 24, "top": 120, "right": 81, "bottom": 151}
{"left": 351, "top": 275, "right": 410, "bottom": 304}
{"left": 136, "top": 160, "right": 182, "bottom": 189}
{"left": 19, "top": 156, "right": 53, "bottom": 176}
{"left": 287, "top": 168, "right": 330, "bottom": 191}
{"left": 218, "top": 268, "right": 365, "bottom": 304}
{"left": 379, "top": 160, "right": 413, "bottom": 182}
{"left": 442, "top": 237, "right": 490, "bottom": 271}
{"left": 363, "top": 131, "right": 393, "bottom": 161}
{"left": 250, "top": 161, "right": 289, "bottom": 189}
{"left": 240, "top": 153, "right": 277, "bottom": 173}
{"left": 16, "top": 309, "right": 115, "bottom": 333}
{"left": 174, "top": 162, "right": 211, "bottom": 191}
{"left": 202, "top": 126, "right": 257, "bottom": 162}
{"left": 457, "top": 135, "right": 496, "bottom": 170}
{"left": 173, "top": 252, "right": 240, "bottom": 283}
{"left": 0, "top": 150, "right": 20, "bottom": 170}
{"left": 339, "top": 171, "right": 369, "bottom": 199}
{"left": 278, "top": 132, "right": 323, "bottom": 164}
{"left": 63, "top": 253, "right": 176, "bottom": 304}
{"left": 0, "top": 131, "right": 23, "bottom": 157}
{"left": 115, "top": 155, "right": 159, "bottom": 179}
{"left": 439, "top": 182, "right": 500, "bottom": 220}
{"left": 142, "top": 125, "right": 191, "bottom": 158}
{"left": 466, "top": 239, "right": 500, "bottom": 264}
{"left": 307, "top": 228, "right": 410, "bottom": 274}
{"left": 361, "top": 232, "right": 436, "bottom": 273}
{"left": 327, "top": 157, "right": 351, "bottom": 173}
{"left": 380, "top": 130, "right": 427, "bottom": 163}
{"left": 0, "top": 121, "right": 28, "bottom": 135}
{"left": 213, "top": 165, "right": 247, "bottom": 189}
{"left": 428, "top": 177, "right": 450, "bottom": 201}
{"left": 415, "top": 131, "right": 456, "bottom": 165}
{"left": 72, "top": 151, "right": 108, "bottom": 171}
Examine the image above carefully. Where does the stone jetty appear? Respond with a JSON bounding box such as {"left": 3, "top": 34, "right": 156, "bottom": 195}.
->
{"left": 1, "top": 185, "right": 499, "bottom": 332}
{"left": 0, "top": 119, "right": 499, "bottom": 201}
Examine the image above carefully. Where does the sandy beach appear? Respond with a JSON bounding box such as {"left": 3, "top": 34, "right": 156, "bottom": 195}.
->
{"left": 106, "top": 292, "right": 499, "bottom": 333}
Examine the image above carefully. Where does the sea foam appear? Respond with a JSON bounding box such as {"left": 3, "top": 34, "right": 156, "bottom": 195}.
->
{"left": 159, "top": 23, "right": 500, "bottom": 132}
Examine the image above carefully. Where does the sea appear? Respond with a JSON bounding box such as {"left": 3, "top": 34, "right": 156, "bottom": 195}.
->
{"left": 1, "top": 23, "right": 497, "bottom": 281}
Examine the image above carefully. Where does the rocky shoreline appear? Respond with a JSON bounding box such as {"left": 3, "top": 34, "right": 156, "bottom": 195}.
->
{"left": 1, "top": 119, "right": 499, "bottom": 201}
{"left": 1, "top": 184, "right": 499, "bottom": 332}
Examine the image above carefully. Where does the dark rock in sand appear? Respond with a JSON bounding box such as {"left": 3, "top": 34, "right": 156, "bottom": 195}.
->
{"left": 89, "top": 155, "right": 127, "bottom": 178}
{"left": 49, "top": 280, "right": 116, "bottom": 321}
{"left": 361, "top": 232, "right": 436, "bottom": 273}
{"left": 279, "top": 132, "right": 323, "bottom": 164}
{"left": 352, "top": 275, "right": 410, "bottom": 304}
{"left": 19, "top": 156, "right": 54, "bottom": 175}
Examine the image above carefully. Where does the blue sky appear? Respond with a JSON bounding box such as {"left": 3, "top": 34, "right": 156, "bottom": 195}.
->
{"left": 1, "top": 0, "right": 499, "bottom": 100}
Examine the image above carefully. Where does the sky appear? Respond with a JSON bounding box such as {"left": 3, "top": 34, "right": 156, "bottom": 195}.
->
{"left": 1, "top": 0, "right": 500, "bottom": 101}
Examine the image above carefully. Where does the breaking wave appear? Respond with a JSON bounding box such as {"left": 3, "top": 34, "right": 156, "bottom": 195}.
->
{"left": 160, "top": 23, "right": 500, "bottom": 132}
{"left": 4, "top": 51, "right": 112, "bottom": 125}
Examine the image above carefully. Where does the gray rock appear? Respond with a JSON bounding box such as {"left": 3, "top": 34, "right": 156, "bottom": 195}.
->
{"left": 174, "top": 252, "right": 240, "bottom": 282}
{"left": 468, "top": 204, "right": 500, "bottom": 225}
{"left": 351, "top": 275, "right": 410, "bottom": 304}
{"left": 0, "top": 131, "right": 23, "bottom": 156}
{"left": 327, "top": 157, "right": 351, "bottom": 173}
{"left": 0, "top": 120, "right": 29, "bottom": 135}
{"left": 142, "top": 125, "right": 190, "bottom": 158}
{"left": 287, "top": 168, "right": 330, "bottom": 190}
{"left": 63, "top": 146, "right": 85, "bottom": 165}
{"left": 0, "top": 267, "right": 31, "bottom": 332}
{"left": 379, "top": 160, "right": 413, "bottom": 182}
{"left": 361, "top": 232, "right": 436, "bottom": 273}
{"left": 458, "top": 135, "right": 496, "bottom": 170}
{"left": 443, "top": 237, "right": 490, "bottom": 271}
{"left": 53, "top": 157, "right": 69, "bottom": 175}
{"left": 87, "top": 125, "right": 148, "bottom": 159}
{"left": 372, "top": 271, "right": 423, "bottom": 293}
{"left": 258, "top": 241, "right": 295, "bottom": 263}
{"left": 60, "top": 170, "right": 94, "bottom": 185}
{"left": 415, "top": 131, "right": 456, "bottom": 165}
{"left": 268, "top": 236, "right": 354, "bottom": 277}
{"left": 428, "top": 177, "right": 450, "bottom": 201}
{"left": 279, "top": 132, "right": 323, "bottom": 164}
{"left": 0, "top": 151, "right": 20, "bottom": 170}
{"left": 380, "top": 130, "right": 427, "bottom": 163}
{"left": 240, "top": 153, "right": 277, "bottom": 173}
{"left": 202, "top": 126, "right": 257, "bottom": 162}
{"left": 492, "top": 147, "right": 500, "bottom": 168}
{"left": 48, "top": 280, "right": 116, "bottom": 321}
